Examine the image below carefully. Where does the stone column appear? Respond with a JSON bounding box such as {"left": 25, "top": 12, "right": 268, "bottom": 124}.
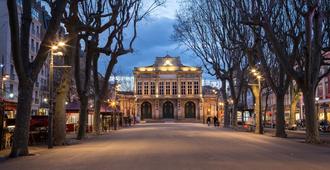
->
{"left": 136, "top": 101, "right": 140, "bottom": 118}
{"left": 199, "top": 100, "right": 203, "bottom": 122}
{"left": 155, "top": 99, "right": 159, "bottom": 119}
{"left": 177, "top": 99, "right": 181, "bottom": 120}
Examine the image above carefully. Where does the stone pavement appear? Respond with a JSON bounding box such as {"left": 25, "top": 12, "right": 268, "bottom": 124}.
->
{"left": 1, "top": 123, "right": 330, "bottom": 170}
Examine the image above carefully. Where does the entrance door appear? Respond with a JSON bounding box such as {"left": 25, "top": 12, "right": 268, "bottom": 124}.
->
{"left": 163, "top": 101, "right": 174, "bottom": 119}
{"left": 185, "top": 101, "right": 196, "bottom": 118}
{"left": 141, "top": 102, "right": 152, "bottom": 120}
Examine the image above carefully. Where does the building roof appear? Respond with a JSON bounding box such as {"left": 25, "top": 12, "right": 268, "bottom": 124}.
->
{"left": 134, "top": 55, "right": 201, "bottom": 73}
{"left": 153, "top": 55, "right": 184, "bottom": 67}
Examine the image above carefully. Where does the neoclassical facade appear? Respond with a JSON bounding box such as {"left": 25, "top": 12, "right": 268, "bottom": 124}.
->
{"left": 134, "top": 55, "right": 216, "bottom": 121}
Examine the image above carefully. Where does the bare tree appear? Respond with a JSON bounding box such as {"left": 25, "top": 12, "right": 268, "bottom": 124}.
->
{"left": 174, "top": 0, "right": 249, "bottom": 128}
{"left": 237, "top": 0, "right": 330, "bottom": 143}
{"left": 289, "top": 83, "right": 301, "bottom": 129}
{"left": 53, "top": 0, "right": 80, "bottom": 145}
{"left": 7, "top": 0, "right": 67, "bottom": 157}
{"left": 254, "top": 40, "right": 291, "bottom": 138}
{"left": 92, "top": 0, "right": 164, "bottom": 134}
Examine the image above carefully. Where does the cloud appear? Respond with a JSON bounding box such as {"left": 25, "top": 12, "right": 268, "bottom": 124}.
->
{"left": 97, "top": 1, "right": 215, "bottom": 80}
{"left": 98, "top": 16, "right": 200, "bottom": 75}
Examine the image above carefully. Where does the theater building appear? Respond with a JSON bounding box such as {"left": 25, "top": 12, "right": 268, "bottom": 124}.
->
{"left": 133, "top": 55, "right": 217, "bottom": 121}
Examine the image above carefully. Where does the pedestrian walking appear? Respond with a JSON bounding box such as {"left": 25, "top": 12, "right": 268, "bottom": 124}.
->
{"left": 128, "top": 115, "right": 132, "bottom": 126}
{"left": 213, "top": 116, "right": 218, "bottom": 127}
{"left": 207, "top": 117, "right": 211, "bottom": 126}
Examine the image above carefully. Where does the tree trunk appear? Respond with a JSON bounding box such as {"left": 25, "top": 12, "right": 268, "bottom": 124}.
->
{"left": 53, "top": 72, "right": 70, "bottom": 146}
{"left": 53, "top": 25, "right": 77, "bottom": 145}
{"left": 93, "top": 96, "right": 102, "bottom": 134}
{"left": 263, "top": 91, "right": 270, "bottom": 126}
{"left": 303, "top": 90, "right": 320, "bottom": 143}
{"left": 221, "top": 79, "right": 230, "bottom": 128}
{"left": 231, "top": 101, "right": 238, "bottom": 128}
{"left": 9, "top": 81, "right": 34, "bottom": 157}
{"left": 275, "top": 94, "right": 287, "bottom": 137}
{"left": 289, "top": 92, "right": 299, "bottom": 128}
{"left": 251, "top": 85, "right": 263, "bottom": 134}
{"left": 77, "top": 96, "right": 88, "bottom": 140}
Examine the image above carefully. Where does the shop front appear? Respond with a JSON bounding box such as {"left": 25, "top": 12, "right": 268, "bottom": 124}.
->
{"left": 66, "top": 102, "right": 94, "bottom": 132}
{"left": 0, "top": 98, "right": 17, "bottom": 150}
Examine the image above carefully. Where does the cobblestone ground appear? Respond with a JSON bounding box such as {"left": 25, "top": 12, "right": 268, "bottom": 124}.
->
{"left": 1, "top": 123, "right": 330, "bottom": 170}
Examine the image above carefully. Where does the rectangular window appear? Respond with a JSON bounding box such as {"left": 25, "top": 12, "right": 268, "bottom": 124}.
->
{"left": 172, "top": 82, "right": 177, "bottom": 95}
{"left": 137, "top": 81, "right": 142, "bottom": 95}
{"left": 36, "top": 25, "right": 39, "bottom": 36}
{"left": 31, "top": 22, "right": 35, "bottom": 34}
{"left": 181, "top": 82, "right": 186, "bottom": 95}
{"left": 35, "top": 91, "right": 39, "bottom": 104}
{"left": 36, "top": 42, "right": 39, "bottom": 52}
{"left": 159, "top": 82, "right": 164, "bottom": 95}
{"left": 166, "top": 82, "right": 170, "bottom": 95}
{"left": 188, "top": 82, "right": 192, "bottom": 95}
{"left": 194, "top": 81, "right": 199, "bottom": 94}
{"left": 10, "top": 84, "right": 13, "bottom": 93}
{"left": 150, "top": 82, "right": 155, "bottom": 95}
{"left": 144, "top": 82, "right": 149, "bottom": 95}
{"left": 31, "top": 39, "right": 35, "bottom": 52}
{"left": 10, "top": 64, "right": 14, "bottom": 80}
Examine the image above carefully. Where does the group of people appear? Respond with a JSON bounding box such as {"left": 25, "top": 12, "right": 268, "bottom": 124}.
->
{"left": 206, "top": 116, "right": 219, "bottom": 127}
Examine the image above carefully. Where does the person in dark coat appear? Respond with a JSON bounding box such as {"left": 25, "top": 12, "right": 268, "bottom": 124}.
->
{"left": 214, "top": 116, "right": 218, "bottom": 127}
{"left": 128, "top": 115, "right": 132, "bottom": 126}
{"left": 207, "top": 117, "right": 211, "bottom": 126}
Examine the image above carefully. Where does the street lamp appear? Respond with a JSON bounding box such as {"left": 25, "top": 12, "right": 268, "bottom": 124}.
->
{"left": 315, "top": 97, "right": 320, "bottom": 121}
{"left": 48, "top": 41, "right": 66, "bottom": 149}
{"left": 218, "top": 102, "right": 224, "bottom": 123}
{"left": 9, "top": 93, "right": 14, "bottom": 99}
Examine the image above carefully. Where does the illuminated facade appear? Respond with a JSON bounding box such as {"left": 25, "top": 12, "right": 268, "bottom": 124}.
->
{"left": 133, "top": 55, "right": 217, "bottom": 121}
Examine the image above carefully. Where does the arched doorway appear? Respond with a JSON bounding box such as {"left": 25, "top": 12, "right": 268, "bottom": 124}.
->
{"left": 141, "top": 102, "right": 152, "bottom": 120}
{"left": 163, "top": 101, "right": 174, "bottom": 119}
{"left": 185, "top": 101, "right": 196, "bottom": 118}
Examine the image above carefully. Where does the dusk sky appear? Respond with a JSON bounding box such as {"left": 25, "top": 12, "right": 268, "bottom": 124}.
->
{"left": 98, "top": 0, "right": 206, "bottom": 77}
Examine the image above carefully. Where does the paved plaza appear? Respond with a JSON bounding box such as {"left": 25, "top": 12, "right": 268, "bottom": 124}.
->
{"left": 1, "top": 123, "right": 330, "bottom": 170}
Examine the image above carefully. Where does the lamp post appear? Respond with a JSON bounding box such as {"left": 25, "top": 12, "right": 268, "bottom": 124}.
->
{"left": 48, "top": 42, "right": 65, "bottom": 149}
{"left": 218, "top": 102, "right": 224, "bottom": 125}
{"left": 315, "top": 97, "right": 319, "bottom": 121}
{"left": 109, "top": 100, "right": 117, "bottom": 130}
